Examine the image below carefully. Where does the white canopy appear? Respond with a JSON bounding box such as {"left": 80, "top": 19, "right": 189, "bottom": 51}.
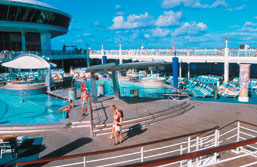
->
{"left": 2, "top": 54, "right": 52, "bottom": 69}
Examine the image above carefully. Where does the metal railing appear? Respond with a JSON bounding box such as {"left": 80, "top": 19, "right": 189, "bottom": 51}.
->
{"left": 12, "top": 120, "right": 257, "bottom": 167}
{"left": 13, "top": 127, "right": 218, "bottom": 167}
{"left": 89, "top": 48, "right": 257, "bottom": 57}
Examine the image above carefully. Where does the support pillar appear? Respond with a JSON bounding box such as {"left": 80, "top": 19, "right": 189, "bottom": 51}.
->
{"left": 86, "top": 55, "right": 90, "bottom": 67}
{"left": 179, "top": 62, "right": 182, "bottom": 78}
{"left": 187, "top": 63, "right": 190, "bottom": 79}
{"left": 91, "top": 73, "right": 98, "bottom": 103}
{"left": 224, "top": 62, "right": 229, "bottom": 83}
{"left": 101, "top": 44, "right": 107, "bottom": 64}
{"left": 40, "top": 32, "right": 51, "bottom": 51}
{"left": 21, "top": 32, "right": 26, "bottom": 51}
{"left": 46, "top": 65, "right": 52, "bottom": 92}
{"left": 86, "top": 47, "right": 91, "bottom": 67}
{"left": 172, "top": 57, "right": 179, "bottom": 89}
{"left": 112, "top": 71, "right": 120, "bottom": 98}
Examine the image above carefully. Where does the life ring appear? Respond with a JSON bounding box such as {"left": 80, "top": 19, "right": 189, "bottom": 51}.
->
{"left": 80, "top": 82, "right": 86, "bottom": 90}
{"left": 216, "top": 51, "right": 223, "bottom": 55}
{"left": 254, "top": 52, "right": 257, "bottom": 56}
{"left": 3, "top": 54, "right": 8, "bottom": 60}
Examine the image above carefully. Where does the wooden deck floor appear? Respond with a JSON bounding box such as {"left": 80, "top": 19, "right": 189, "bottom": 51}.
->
{"left": 3, "top": 96, "right": 257, "bottom": 166}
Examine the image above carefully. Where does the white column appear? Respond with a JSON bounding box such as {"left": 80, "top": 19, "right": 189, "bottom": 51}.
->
{"left": 224, "top": 61, "right": 229, "bottom": 83}
{"left": 21, "top": 32, "right": 26, "bottom": 51}
{"left": 179, "top": 63, "right": 182, "bottom": 78}
{"left": 40, "top": 32, "right": 51, "bottom": 51}
{"left": 46, "top": 66, "right": 52, "bottom": 92}
{"left": 119, "top": 43, "right": 123, "bottom": 64}
{"left": 187, "top": 63, "right": 190, "bottom": 79}
{"left": 101, "top": 43, "right": 104, "bottom": 56}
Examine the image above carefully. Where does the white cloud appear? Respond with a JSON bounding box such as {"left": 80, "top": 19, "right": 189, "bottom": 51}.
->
{"left": 241, "top": 21, "right": 257, "bottom": 32}
{"left": 210, "top": 0, "right": 227, "bottom": 8}
{"left": 162, "top": 0, "right": 227, "bottom": 9}
{"left": 227, "top": 5, "right": 246, "bottom": 12}
{"left": 109, "top": 12, "right": 153, "bottom": 30}
{"left": 172, "top": 22, "right": 207, "bottom": 36}
{"left": 151, "top": 28, "right": 170, "bottom": 37}
{"left": 155, "top": 11, "right": 182, "bottom": 27}
{"left": 116, "top": 11, "right": 125, "bottom": 15}
{"left": 94, "top": 21, "right": 100, "bottom": 26}
{"left": 83, "top": 33, "right": 91, "bottom": 36}
{"left": 115, "top": 5, "right": 121, "bottom": 9}
{"left": 144, "top": 34, "right": 151, "bottom": 38}
{"left": 228, "top": 25, "right": 240, "bottom": 29}
{"left": 235, "top": 5, "right": 246, "bottom": 10}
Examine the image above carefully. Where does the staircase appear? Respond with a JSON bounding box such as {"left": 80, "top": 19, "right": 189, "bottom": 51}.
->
{"left": 92, "top": 100, "right": 194, "bottom": 136}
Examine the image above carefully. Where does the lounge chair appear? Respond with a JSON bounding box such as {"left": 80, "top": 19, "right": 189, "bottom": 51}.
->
{"left": 0, "top": 136, "right": 26, "bottom": 158}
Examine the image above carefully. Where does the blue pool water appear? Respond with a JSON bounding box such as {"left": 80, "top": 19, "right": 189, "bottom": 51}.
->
{"left": 0, "top": 94, "right": 67, "bottom": 124}
{"left": 74, "top": 80, "right": 174, "bottom": 98}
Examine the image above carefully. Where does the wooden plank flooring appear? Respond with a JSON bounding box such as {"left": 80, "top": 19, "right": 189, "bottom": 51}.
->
{"left": 3, "top": 96, "right": 257, "bottom": 166}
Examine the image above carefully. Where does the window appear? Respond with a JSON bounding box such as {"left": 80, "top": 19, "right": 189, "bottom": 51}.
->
{"left": 25, "top": 32, "right": 41, "bottom": 51}
{"left": 0, "top": 5, "right": 8, "bottom": 20}
{"left": 0, "top": 32, "right": 22, "bottom": 51}
{"left": 16, "top": 6, "right": 27, "bottom": 21}
{"left": 7, "top": 5, "right": 19, "bottom": 21}
{"left": 0, "top": 4, "right": 71, "bottom": 28}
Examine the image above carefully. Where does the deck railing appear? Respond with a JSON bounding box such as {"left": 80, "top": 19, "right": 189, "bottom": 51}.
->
{"left": 124, "top": 137, "right": 257, "bottom": 167}
{"left": 11, "top": 120, "right": 257, "bottom": 167}
{"left": 12, "top": 127, "right": 218, "bottom": 167}
{"left": 90, "top": 48, "right": 257, "bottom": 57}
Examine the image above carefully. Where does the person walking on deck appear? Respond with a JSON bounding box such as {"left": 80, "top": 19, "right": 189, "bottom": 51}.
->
{"left": 108, "top": 105, "right": 118, "bottom": 139}
{"left": 114, "top": 109, "right": 124, "bottom": 145}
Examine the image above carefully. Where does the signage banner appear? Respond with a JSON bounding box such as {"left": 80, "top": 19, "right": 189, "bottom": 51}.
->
{"left": 239, "top": 64, "right": 250, "bottom": 101}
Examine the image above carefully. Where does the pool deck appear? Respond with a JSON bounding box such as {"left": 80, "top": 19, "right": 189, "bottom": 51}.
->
{"left": 52, "top": 88, "right": 187, "bottom": 125}
{"left": 2, "top": 92, "right": 257, "bottom": 166}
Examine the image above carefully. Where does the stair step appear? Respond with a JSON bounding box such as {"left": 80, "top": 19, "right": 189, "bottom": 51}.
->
{"left": 94, "top": 101, "right": 188, "bottom": 129}
{"left": 93, "top": 102, "right": 194, "bottom": 136}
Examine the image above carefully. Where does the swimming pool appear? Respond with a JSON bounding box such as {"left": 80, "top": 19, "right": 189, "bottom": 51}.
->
{"left": 0, "top": 94, "right": 67, "bottom": 124}
{"left": 74, "top": 80, "right": 174, "bottom": 98}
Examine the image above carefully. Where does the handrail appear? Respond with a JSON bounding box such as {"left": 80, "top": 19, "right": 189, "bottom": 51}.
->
{"left": 0, "top": 136, "right": 17, "bottom": 140}
{"left": 202, "top": 120, "right": 257, "bottom": 139}
{"left": 123, "top": 137, "right": 257, "bottom": 167}
{"left": 12, "top": 126, "right": 218, "bottom": 166}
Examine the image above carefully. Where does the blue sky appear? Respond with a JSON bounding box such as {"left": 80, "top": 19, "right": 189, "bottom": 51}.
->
{"left": 38, "top": 0, "right": 257, "bottom": 50}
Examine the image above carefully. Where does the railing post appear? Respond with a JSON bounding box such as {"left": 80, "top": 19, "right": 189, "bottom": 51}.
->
{"left": 187, "top": 136, "right": 192, "bottom": 167}
{"left": 214, "top": 129, "right": 220, "bottom": 162}
{"left": 180, "top": 144, "right": 183, "bottom": 167}
{"left": 83, "top": 156, "right": 86, "bottom": 167}
{"left": 196, "top": 136, "right": 199, "bottom": 163}
{"left": 141, "top": 146, "right": 144, "bottom": 162}
{"left": 237, "top": 121, "right": 241, "bottom": 152}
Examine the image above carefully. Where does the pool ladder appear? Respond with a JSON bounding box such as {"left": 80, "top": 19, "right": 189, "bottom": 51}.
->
{"left": 20, "top": 91, "right": 30, "bottom": 102}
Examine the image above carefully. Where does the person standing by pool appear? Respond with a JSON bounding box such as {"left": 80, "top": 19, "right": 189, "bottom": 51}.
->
{"left": 62, "top": 100, "right": 73, "bottom": 119}
{"left": 114, "top": 109, "right": 123, "bottom": 145}
{"left": 81, "top": 89, "right": 90, "bottom": 116}
{"left": 108, "top": 105, "right": 118, "bottom": 139}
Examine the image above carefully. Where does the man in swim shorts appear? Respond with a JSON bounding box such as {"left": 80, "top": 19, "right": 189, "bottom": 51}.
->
{"left": 81, "top": 89, "right": 90, "bottom": 116}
